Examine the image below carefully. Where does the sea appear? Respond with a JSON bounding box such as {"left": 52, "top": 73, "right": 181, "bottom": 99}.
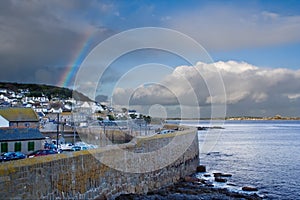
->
{"left": 173, "top": 120, "right": 300, "bottom": 199}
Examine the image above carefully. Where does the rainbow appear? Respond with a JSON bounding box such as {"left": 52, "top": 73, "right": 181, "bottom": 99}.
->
{"left": 58, "top": 31, "right": 94, "bottom": 88}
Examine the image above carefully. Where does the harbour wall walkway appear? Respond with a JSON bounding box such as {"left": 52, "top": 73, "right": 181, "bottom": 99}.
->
{"left": 0, "top": 125, "right": 199, "bottom": 199}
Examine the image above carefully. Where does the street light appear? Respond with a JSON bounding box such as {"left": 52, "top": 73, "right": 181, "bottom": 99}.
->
{"left": 53, "top": 110, "right": 62, "bottom": 149}
{"left": 56, "top": 112, "right": 59, "bottom": 149}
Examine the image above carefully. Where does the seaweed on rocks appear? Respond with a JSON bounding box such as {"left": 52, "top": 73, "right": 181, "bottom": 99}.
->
{"left": 115, "top": 181, "right": 263, "bottom": 200}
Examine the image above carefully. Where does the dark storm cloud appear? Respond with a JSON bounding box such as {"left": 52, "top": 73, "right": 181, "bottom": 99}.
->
{"left": 0, "top": 0, "right": 115, "bottom": 85}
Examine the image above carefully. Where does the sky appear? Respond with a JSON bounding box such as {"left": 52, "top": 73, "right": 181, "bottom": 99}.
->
{"left": 0, "top": 0, "right": 300, "bottom": 117}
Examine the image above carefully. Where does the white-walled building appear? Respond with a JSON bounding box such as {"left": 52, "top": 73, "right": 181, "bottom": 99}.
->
{"left": 0, "top": 115, "right": 9, "bottom": 128}
{"left": 0, "top": 128, "right": 45, "bottom": 154}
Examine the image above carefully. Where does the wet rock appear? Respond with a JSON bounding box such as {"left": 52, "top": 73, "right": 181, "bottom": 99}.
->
{"left": 213, "top": 172, "right": 232, "bottom": 177}
{"left": 242, "top": 186, "right": 258, "bottom": 191}
{"left": 116, "top": 180, "right": 263, "bottom": 200}
{"left": 95, "top": 194, "right": 107, "bottom": 200}
{"left": 213, "top": 172, "right": 222, "bottom": 177}
{"left": 198, "top": 178, "right": 206, "bottom": 184}
{"left": 215, "top": 177, "right": 227, "bottom": 183}
{"left": 184, "top": 176, "right": 200, "bottom": 183}
{"left": 221, "top": 173, "right": 232, "bottom": 177}
{"left": 196, "top": 165, "right": 206, "bottom": 172}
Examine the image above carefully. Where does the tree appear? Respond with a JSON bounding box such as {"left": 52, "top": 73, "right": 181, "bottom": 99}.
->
{"left": 27, "top": 91, "right": 43, "bottom": 97}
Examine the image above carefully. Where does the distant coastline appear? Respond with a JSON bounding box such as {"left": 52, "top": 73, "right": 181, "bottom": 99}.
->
{"left": 225, "top": 115, "right": 300, "bottom": 121}
{"left": 166, "top": 115, "right": 300, "bottom": 121}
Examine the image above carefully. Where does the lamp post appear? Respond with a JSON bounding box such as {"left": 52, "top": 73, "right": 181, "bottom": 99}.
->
{"left": 56, "top": 112, "right": 59, "bottom": 149}
{"left": 71, "top": 109, "right": 75, "bottom": 144}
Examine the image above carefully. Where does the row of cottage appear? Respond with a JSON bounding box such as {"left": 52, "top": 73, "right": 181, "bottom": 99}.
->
{"left": 0, "top": 106, "right": 144, "bottom": 155}
{"left": 0, "top": 87, "right": 145, "bottom": 155}
{"left": 0, "top": 87, "right": 105, "bottom": 114}
{"left": 0, "top": 105, "right": 111, "bottom": 155}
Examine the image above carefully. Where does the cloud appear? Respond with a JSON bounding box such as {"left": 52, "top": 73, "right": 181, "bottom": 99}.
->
{"left": 1, "top": 0, "right": 299, "bottom": 111}
{"left": 112, "top": 61, "right": 300, "bottom": 117}
{"left": 0, "top": 0, "right": 115, "bottom": 85}
{"left": 166, "top": 6, "right": 300, "bottom": 50}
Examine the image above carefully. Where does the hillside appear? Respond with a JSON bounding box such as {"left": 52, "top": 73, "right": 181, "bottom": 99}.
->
{"left": 0, "top": 82, "right": 92, "bottom": 101}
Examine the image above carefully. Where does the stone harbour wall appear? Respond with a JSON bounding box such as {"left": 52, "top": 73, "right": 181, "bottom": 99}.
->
{"left": 0, "top": 126, "right": 199, "bottom": 199}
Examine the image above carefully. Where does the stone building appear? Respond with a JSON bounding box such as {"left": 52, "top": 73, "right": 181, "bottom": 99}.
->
{"left": 0, "top": 128, "right": 45, "bottom": 154}
{"left": 0, "top": 107, "right": 39, "bottom": 128}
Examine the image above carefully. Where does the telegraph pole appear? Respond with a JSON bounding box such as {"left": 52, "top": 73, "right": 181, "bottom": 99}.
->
{"left": 56, "top": 112, "right": 59, "bottom": 149}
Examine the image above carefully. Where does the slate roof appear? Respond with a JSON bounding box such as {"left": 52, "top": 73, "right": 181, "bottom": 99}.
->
{"left": 0, "top": 108, "right": 39, "bottom": 122}
{"left": 0, "top": 128, "right": 45, "bottom": 142}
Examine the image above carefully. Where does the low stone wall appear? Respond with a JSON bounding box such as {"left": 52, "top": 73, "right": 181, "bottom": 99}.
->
{"left": 76, "top": 127, "right": 133, "bottom": 145}
{"left": 0, "top": 126, "right": 199, "bottom": 199}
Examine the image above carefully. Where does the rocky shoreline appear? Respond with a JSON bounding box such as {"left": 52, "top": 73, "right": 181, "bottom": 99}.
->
{"left": 116, "top": 165, "right": 263, "bottom": 200}
{"left": 116, "top": 181, "right": 262, "bottom": 200}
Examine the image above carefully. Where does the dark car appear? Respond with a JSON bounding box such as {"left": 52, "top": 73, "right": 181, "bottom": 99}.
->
{"left": 44, "top": 142, "right": 57, "bottom": 150}
{"left": 158, "top": 129, "right": 175, "bottom": 134}
{"left": 27, "top": 149, "right": 58, "bottom": 158}
{"left": 0, "top": 152, "right": 26, "bottom": 162}
{"left": 71, "top": 146, "right": 81, "bottom": 151}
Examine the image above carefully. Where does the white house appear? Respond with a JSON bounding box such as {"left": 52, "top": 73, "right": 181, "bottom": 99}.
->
{"left": 0, "top": 115, "right": 9, "bottom": 128}
{"left": 91, "top": 103, "right": 104, "bottom": 113}
{"left": 0, "top": 89, "right": 7, "bottom": 94}
{"left": 49, "top": 107, "right": 63, "bottom": 113}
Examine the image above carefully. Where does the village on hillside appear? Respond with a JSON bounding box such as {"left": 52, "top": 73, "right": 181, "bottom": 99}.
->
{"left": 0, "top": 85, "right": 154, "bottom": 161}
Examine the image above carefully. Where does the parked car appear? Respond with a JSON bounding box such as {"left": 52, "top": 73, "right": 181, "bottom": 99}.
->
{"left": 81, "top": 146, "right": 88, "bottom": 150}
{"left": 158, "top": 129, "right": 175, "bottom": 134}
{"left": 71, "top": 146, "right": 81, "bottom": 151}
{"left": 0, "top": 152, "right": 26, "bottom": 162}
{"left": 44, "top": 142, "right": 57, "bottom": 150}
{"left": 27, "top": 149, "right": 58, "bottom": 158}
{"left": 60, "top": 143, "right": 74, "bottom": 151}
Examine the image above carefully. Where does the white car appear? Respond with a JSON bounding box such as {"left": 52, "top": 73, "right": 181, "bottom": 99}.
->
{"left": 60, "top": 143, "right": 74, "bottom": 151}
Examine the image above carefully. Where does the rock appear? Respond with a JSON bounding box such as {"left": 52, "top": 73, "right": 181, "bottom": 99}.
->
{"left": 213, "top": 172, "right": 222, "bottom": 177}
{"left": 213, "top": 172, "right": 232, "bottom": 177}
{"left": 205, "top": 183, "right": 214, "bottom": 187}
{"left": 95, "top": 194, "right": 107, "bottom": 200}
{"left": 221, "top": 173, "right": 232, "bottom": 177}
{"left": 198, "top": 178, "right": 207, "bottom": 184}
{"left": 203, "top": 174, "right": 211, "bottom": 177}
{"left": 196, "top": 165, "right": 206, "bottom": 172}
{"left": 184, "top": 176, "right": 200, "bottom": 183}
{"left": 242, "top": 186, "right": 258, "bottom": 191}
{"left": 204, "top": 180, "right": 214, "bottom": 187}
{"left": 215, "top": 177, "right": 227, "bottom": 183}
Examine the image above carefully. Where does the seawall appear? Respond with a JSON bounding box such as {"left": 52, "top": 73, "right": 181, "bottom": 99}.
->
{"left": 0, "top": 126, "right": 199, "bottom": 199}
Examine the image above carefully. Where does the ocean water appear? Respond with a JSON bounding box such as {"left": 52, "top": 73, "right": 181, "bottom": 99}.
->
{"left": 179, "top": 120, "right": 300, "bottom": 199}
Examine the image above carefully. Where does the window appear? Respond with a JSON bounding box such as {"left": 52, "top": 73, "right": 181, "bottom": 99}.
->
{"left": 1, "top": 143, "right": 8, "bottom": 153}
{"left": 14, "top": 142, "right": 21, "bottom": 152}
{"left": 28, "top": 142, "right": 35, "bottom": 151}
